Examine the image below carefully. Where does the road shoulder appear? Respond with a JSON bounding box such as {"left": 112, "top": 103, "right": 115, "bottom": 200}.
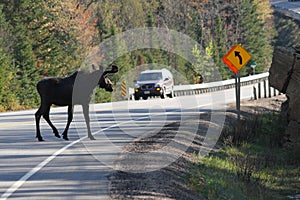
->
{"left": 108, "top": 95, "right": 286, "bottom": 200}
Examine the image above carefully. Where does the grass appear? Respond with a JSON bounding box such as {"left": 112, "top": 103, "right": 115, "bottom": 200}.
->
{"left": 188, "top": 111, "right": 300, "bottom": 200}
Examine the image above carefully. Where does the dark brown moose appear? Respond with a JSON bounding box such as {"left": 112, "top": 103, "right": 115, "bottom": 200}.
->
{"left": 35, "top": 65, "right": 118, "bottom": 141}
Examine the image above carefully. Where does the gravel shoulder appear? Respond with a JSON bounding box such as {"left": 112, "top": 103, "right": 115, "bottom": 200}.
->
{"left": 109, "top": 95, "right": 287, "bottom": 200}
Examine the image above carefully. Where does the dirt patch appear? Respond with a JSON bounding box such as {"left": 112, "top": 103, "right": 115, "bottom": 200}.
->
{"left": 109, "top": 95, "right": 287, "bottom": 200}
{"left": 228, "top": 95, "right": 286, "bottom": 116}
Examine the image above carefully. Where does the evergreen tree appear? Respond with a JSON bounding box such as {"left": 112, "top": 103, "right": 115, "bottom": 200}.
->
{"left": 0, "top": 0, "right": 285, "bottom": 110}
{"left": 274, "top": 15, "right": 300, "bottom": 47}
{"left": 193, "top": 43, "right": 219, "bottom": 82}
{"left": 11, "top": 0, "right": 38, "bottom": 107}
{"left": 147, "top": 12, "right": 155, "bottom": 27}
{"left": 0, "top": 5, "right": 16, "bottom": 110}
{"left": 213, "top": 16, "right": 232, "bottom": 79}
{"left": 235, "top": 0, "right": 273, "bottom": 75}
{"left": 119, "top": 0, "right": 145, "bottom": 30}
{"left": 0, "top": 48, "right": 15, "bottom": 111}
{"left": 95, "top": 7, "right": 109, "bottom": 42}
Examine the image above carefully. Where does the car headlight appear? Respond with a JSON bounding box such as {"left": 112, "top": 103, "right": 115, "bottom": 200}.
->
{"left": 155, "top": 83, "right": 161, "bottom": 91}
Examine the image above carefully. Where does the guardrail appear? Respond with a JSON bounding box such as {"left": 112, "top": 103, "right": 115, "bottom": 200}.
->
{"left": 128, "top": 72, "right": 281, "bottom": 100}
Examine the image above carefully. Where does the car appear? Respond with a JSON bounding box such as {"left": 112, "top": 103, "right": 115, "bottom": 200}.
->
{"left": 134, "top": 68, "right": 174, "bottom": 100}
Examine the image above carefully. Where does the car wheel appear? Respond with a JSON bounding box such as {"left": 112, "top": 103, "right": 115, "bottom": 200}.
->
{"left": 167, "top": 88, "right": 174, "bottom": 98}
{"left": 160, "top": 89, "right": 166, "bottom": 99}
{"left": 134, "top": 95, "right": 140, "bottom": 101}
{"left": 142, "top": 96, "right": 148, "bottom": 100}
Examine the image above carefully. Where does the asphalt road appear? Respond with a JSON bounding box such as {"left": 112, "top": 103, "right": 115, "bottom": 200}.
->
{"left": 270, "top": 0, "right": 300, "bottom": 10}
{"left": 0, "top": 84, "right": 255, "bottom": 199}
{"left": 270, "top": 0, "right": 300, "bottom": 20}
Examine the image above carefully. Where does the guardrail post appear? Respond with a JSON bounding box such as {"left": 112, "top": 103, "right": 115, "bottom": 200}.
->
{"left": 258, "top": 82, "right": 261, "bottom": 99}
{"left": 263, "top": 80, "right": 267, "bottom": 98}
{"left": 253, "top": 86, "right": 257, "bottom": 100}
{"left": 268, "top": 81, "right": 271, "bottom": 98}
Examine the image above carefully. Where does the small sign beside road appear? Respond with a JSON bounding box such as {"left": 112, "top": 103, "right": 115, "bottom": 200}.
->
{"left": 222, "top": 44, "right": 252, "bottom": 74}
{"left": 222, "top": 44, "right": 252, "bottom": 120}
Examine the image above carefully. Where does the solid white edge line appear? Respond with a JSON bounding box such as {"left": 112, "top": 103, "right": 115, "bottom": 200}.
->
{"left": 0, "top": 138, "right": 86, "bottom": 200}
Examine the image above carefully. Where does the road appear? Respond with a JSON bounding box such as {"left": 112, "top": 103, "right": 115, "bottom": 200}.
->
{"left": 270, "top": 0, "right": 300, "bottom": 20}
{"left": 0, "top": 84, "right": 255, "bottom": 199}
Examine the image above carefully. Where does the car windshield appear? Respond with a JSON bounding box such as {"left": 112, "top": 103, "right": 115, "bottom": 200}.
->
{"left": 138, "top": 72, "right": 162, "bottom": 81}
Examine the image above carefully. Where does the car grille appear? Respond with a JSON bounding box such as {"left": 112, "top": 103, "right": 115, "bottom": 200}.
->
{"left": 141, "top": 84, "right": 155, "bottom": 90}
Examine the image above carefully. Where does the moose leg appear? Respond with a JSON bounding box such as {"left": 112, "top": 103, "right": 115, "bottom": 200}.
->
{"left": 43, "top": 106, "right": 60, "bottom": 138}
{"left": 35, "top": 107, "right": 44, "bottom": 141}
{"left": 82, "top": 104, "right": 95, "bottom": 140}
{"left": 62, "top": 105, "right": 74, "bottom": 141}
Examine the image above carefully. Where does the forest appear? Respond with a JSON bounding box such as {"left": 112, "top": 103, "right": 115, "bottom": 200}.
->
{"left": 0, "top": 0, "right": 299, "bottom": 111}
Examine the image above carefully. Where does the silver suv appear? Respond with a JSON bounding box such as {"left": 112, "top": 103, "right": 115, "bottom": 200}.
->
{"left": 134, "top": 69, "right": 174, "bottom": 100}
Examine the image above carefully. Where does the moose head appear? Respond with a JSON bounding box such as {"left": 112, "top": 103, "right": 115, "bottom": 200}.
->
{"left": 98, "top": 65, "right": 119, "bottom": 92}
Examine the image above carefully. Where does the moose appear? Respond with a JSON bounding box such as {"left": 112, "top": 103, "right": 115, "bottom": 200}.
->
{"left": 35, "top": 65, "right": 118, "bottom": 141}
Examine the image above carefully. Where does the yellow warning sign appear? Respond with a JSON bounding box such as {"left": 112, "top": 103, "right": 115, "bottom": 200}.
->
{"left": 222, "top": 44, "right": 252, "bottom": 74}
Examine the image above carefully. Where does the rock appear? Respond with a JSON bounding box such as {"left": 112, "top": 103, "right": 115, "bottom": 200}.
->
{"left": 286, "top": 53, "right": 300, "bottom": 93}
{"left": 269, "top": 47, "right": 296, "bottom": 93}
{"left": 286, "top": 93, "right": 300, "bottom": 123}
{"left": 294, "top": 44, "right": 300, "bottom": 53}
{"left": 280, "top": 99, "right": 289, "bottom": 121}
{"left": 286, "top": 53, "right": 300, "bottom": 122}
{"left": 269, "top": 46, "right": 300, "bottom": 149}
{"left": 284, "top": 120, "right": 300, "bottom": 149}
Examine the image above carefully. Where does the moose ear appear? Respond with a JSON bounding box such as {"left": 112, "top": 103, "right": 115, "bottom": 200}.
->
{"left": 111, "top": 65, "right": 118, "bottom": 73}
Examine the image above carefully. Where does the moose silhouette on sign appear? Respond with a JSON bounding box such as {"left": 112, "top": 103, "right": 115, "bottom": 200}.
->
{"left": 35, "top": 65, "right": 118, "bottom": 141}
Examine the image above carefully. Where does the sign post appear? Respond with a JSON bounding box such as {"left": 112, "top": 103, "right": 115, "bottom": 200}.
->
{"left": 222, "top": 44, "right": 252, "bottom": 120}
{"left": 235, "top": 71, "right": 241, "bottom": 119}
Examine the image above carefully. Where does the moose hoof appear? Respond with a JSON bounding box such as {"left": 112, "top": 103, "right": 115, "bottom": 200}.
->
{"left": 89, "top": 135, "right": 96, "bottom": 140}
{"left": 54, "top": 133, "right": 61, "bottom": 138}
{"left": 62, "top": 134, "right": 69, "bottom": 141}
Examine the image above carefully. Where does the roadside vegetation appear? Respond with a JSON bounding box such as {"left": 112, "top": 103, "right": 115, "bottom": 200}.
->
{"left": 1, "top": 1, "right": 299, "bottom": 112}
{"left": 188, "top": 111, "right": 300, "bottom": 199}
{"left": 0, "top": 0, "right": 275, "bottom": 111}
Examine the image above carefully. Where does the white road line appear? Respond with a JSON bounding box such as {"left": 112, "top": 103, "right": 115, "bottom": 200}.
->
{"left": 0, "top": 137, "right": 85, "bottom": 200}
{"left": 1, "top": 104, "right": 213, "bottom": 200}
{"left": 0, "top": 121, "right": 123, "bottom": 200}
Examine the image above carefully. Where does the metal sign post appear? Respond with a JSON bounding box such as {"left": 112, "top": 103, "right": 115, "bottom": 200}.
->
{"left": 222, "top": 44, "right": 252, "bottom": 120}
{"left": 235, "top": 71, "right": 241, "bottom": 120}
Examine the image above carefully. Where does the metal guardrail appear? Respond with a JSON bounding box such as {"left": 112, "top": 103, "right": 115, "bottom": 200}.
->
{"left": 128, "top": 72, "right": 280, "bottom": 100}
{"left": 173, "top": 72, "right": 269, "bottom": 97}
